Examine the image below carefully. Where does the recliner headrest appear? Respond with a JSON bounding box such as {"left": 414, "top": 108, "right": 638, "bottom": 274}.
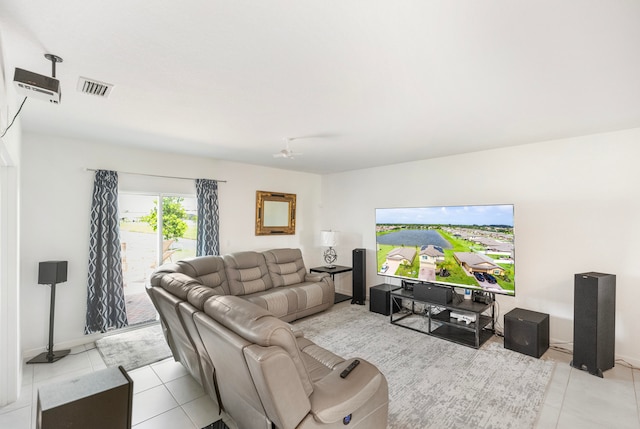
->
{"left": 204, "top": 295, "right": 285, "bottom": 346}
{"left": 159, "top": 272, "right": 201, "bottom": 300}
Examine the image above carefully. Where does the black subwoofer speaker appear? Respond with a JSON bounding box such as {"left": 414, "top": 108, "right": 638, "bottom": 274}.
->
{"left": 369, "top": 284, "right": 401, "bottom": 315}
{"left": 504, "top": 308, "right": 549, "bottom": 358}
{"left": 571, "top": 272, "right": 616, "bottom": 377}
{"left": 352, "top": 248, "right": 366, "bottom": 305}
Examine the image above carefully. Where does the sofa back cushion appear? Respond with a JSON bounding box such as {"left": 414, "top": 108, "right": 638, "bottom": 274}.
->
{"left": 176, "top": 256, "right": 231, "bottom": 295}
{"left": 149, "top": 262, "right": 182, "bottom": 287}
{"left": 223, "top": 251, "right": 273, "bottom": 296}
{"left": 158, "top": 272, "right": 202, "bottom": 300}
{"left": 263, "top": 248, "right": 307, "bottom": 287}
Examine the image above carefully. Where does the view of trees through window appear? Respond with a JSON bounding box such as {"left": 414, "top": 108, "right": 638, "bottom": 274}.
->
{"left": 119, "top": 193, "right": 197, "bottom": 325}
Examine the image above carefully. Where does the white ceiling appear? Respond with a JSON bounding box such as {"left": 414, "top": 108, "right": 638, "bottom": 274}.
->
{"left": 1, "top": 1, "right": 640, "bottom": 174}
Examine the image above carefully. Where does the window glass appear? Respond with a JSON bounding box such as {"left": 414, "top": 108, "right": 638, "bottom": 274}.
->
{"left": 119, "top": 193, "right": 197, "bottom": 325}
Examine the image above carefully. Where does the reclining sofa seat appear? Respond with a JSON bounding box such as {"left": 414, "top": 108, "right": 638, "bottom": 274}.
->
{"left": 194, "top": 295, "right": 389, "bottom": 429}
{"left": 147, "top": 255, "right": 230, "bottom": 405}
{"left": 223, "top": 249, "right": 334, "bottom": 322}
{"left": 147, "top": 249, "right": 336, "bottom": 415}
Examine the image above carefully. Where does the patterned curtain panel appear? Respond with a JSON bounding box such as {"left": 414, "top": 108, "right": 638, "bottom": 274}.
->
{"left": 196, "top": 178, "right": 220, "bottom": 256}
{"left": 85, "top": 170, "right": 128, "bottom": 334}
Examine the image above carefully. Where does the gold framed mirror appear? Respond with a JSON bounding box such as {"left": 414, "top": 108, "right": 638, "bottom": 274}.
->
{"left": 255, "top": 190, "right": 296, "bottom": 235}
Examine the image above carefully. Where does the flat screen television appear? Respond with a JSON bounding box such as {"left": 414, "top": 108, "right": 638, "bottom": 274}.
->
{"left": 375, "top": 204, "right": 515, "bottom": 296}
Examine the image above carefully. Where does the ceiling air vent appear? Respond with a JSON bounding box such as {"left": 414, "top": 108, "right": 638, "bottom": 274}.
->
{"left": 77, "top": 76, "right": 113, "bottom": 98}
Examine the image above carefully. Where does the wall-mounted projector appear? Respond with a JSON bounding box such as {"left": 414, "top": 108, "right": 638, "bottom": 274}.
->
{"left": 13, "top": 68, "right": 61, "bottom": 104}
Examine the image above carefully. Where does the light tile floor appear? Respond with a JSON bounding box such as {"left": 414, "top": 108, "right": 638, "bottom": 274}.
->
{"left": 534, "top": 347, "right": 640, "bottom": 429}
{"left": 0, "top": 344, "right": 220, "bottom": 429}
{"left": 1, "top": 339, "right": 639, "bottom": 428}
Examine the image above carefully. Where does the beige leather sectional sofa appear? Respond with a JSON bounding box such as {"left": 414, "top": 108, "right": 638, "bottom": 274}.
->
{"left": 148, "top": 248, "right": 389, "bottom": 429}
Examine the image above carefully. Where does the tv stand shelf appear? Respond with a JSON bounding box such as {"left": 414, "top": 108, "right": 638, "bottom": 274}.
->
{"left": 390, "top": 288, "right": 495, "bottom": 348}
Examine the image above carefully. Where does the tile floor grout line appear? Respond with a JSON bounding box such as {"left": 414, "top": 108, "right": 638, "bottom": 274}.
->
{"left": 133, "top": 403, "right": 184, "bottom": 428}
{"left": 553, "top": 365, "right": 573, "bottom": 429}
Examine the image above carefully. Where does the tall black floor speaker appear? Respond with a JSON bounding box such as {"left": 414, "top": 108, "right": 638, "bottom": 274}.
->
{"left": 352, "top": 248, "right": 366, "bottom": 305}
{"left": 571, "top": 272, "right": 616, "bottom": 377}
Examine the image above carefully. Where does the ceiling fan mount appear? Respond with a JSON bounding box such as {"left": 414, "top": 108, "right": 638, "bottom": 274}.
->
{"left": 273, "top": 138, "right": 302, "bottom": 160}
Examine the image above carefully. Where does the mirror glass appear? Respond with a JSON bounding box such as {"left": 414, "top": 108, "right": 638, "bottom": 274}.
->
{"left": 256, "top": 191, "right": 296, "bottom": 235}
{"left": 263, "top": 201, "right": 289, "bottom": 227}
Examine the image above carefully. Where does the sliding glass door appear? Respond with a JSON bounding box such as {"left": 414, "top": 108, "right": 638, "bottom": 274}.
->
{"left": 119, "top": 193, "right": 197, "bottom": 325}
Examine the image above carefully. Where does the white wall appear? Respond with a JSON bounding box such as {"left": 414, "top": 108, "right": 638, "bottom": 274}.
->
{"left": 0, "top": 141, "right": 21, "bottom": 406}
{"left": 0, "top": 34, "right": 23, "bottom": 405}
{"left": 19, "top": 128, "right": 640, "bottom": 366}
{"left": 20, "top": 133, "right": 323, "bottom": 354}
{"left": 321, "top": 128, "right": 640, "bottom": 366}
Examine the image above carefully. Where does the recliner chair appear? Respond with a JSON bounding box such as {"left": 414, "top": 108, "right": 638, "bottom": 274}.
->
{"left": 194, "top": 295, "right": 388, "bottom": 429}
{"left": 147, "top": 256, "right": 229, "bottom": 404}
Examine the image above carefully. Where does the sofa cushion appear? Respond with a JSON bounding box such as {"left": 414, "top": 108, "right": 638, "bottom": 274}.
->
{"left": 176, "top": 256, "right": 231, "bottom": 295}
{"left": 149, "top": 262, "right": 182, "bottom": 287}
{"left": 291, "top": 282, "right": 331, "bottom": 310}
{"left": 159, "top": 273, "right": 202, "bottom": 300}
{"left": 243, "top": 288, "right": 298, "bottom": 320}
{"left": 263, "top": 248, "right": 307, "bottom": 287}
{"left": 187, "top": 285, "right": 225, "bottom": 310}
{"left": 223, "top": 251, "right": 273, "bottom": 296}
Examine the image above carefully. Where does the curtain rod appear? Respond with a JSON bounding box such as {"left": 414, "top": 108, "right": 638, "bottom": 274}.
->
{"left": 85, "top": 168, "right": 227, "bottom": 183}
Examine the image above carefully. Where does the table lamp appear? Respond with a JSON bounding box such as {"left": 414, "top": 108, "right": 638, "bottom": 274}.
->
{"left": 321, "top": 230, "right": 337, "bottom": 268}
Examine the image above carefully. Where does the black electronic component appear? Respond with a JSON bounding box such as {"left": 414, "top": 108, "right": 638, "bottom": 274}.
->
{"left": 369, "top": 284, "right": 401, "bottom": 315}
{"left": 571, "top": 272, "right": 616, "bottom": 377}
{"left": 413, "top": 283, "right": 452, "bottom": 305}
{"left": 504, "top": 308, "right": 549, "bottom": 358}
{"left": 352, "top": 249, "right": 366, "bottom": 305}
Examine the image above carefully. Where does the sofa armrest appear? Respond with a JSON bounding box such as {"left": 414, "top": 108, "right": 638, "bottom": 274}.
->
{"left": 287, "top": 322, "right": 304, "bottom": 338}
{"left": 244, "top": 345, "right": 311, "bottom": 429}
{"left": 305, "top": 272, "right": 329, "bottom": 282}
{"left": 309, "top": 358, "right": 385, "bottom": 424}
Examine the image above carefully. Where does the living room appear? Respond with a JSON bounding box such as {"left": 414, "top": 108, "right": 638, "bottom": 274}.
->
{"left": 2, "top": 2, "right": 640, "bottom": 428}
{"left": 6, "top": 119, "right": 640, "bottom": 429}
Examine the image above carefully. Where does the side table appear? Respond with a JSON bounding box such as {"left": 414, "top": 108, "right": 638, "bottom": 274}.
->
{"left": 310, "top": 265, "right": 353, "bottom": 304}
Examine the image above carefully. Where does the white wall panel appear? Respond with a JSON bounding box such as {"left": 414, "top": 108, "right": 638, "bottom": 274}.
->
{"left": 19, "top": 133, "right": 322, "bottom": 354}
{"left": 321, "top": 128, "right": 640, "bottom": 366}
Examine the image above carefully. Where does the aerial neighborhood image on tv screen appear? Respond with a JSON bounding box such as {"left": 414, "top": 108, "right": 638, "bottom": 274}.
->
{"left": 376, "top": 204, "right": 515, "bottom": 296}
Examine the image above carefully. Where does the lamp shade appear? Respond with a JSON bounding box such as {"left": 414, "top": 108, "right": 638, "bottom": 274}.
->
{"left": 320, "top": 230, "right": 337, "bottom": 247}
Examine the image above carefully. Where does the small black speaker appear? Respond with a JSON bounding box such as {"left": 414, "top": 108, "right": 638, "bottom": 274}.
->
{"left": 572, "top": 272, "right": 615, "bottom": 377}
{"left": 413, "top": 283, "right": 452, "bottom": 304}
{"left": 352, "top": 248, "right": 366, "bottom": 305}
{"left": 504, "top": 308, "right": 549, "bottom": 358}
{"left": 38, "top": 261, "right": 68, "bottom": 285}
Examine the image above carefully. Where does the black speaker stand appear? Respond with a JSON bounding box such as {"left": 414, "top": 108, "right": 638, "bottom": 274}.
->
{"left": 27, "top": 282, "right": 70, "bottom": 364}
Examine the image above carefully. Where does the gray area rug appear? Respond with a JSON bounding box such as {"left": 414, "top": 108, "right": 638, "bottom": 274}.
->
{"left": 294, "top": 304, "right": 555, "bottom": 429}
{"left": 95, "top": 323, "right": 172, "bottom": 371}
